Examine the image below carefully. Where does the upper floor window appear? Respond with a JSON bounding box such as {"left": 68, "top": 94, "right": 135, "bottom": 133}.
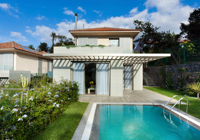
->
{"left": 109, "top": 38, "right": 119, "bottom": 47}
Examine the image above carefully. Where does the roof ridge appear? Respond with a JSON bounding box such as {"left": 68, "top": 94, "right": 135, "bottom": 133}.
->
{"left": 70, "top": 27, "right": 132, "bottom": 30}
{"left": 0, "top": 41, "right": 46, "bottom": 56}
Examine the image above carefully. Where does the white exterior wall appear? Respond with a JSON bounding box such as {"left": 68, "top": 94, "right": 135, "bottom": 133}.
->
{"left": 49, "top": 61, "right": 53, "bottom": 71}
{"left": 110, "top": 60, "right": 123, "bottom": 96}
{"left": 52, "top": 37, "right": 143, "bottom": 96}
{"left": 53, "top": 60, "right": 71, "bottom": 82}
{"left": 42, "top": 59, "right": 48, "bottom": 73}
{"left": 54, "top": 46, "right": 123, "bottom": 54}
{"left": 0, "top": 53, "right": 13, "bottom": 70}
{"left": 133, "top": 64, "right": 143, "bottom": 90}
{"left": 130, "top": 37, "right": 133, "bottom": 53}
{"left": 98, "top": 38, "right": 110, "bottom": 46}
{"left": 120, "top": 37, "right": 131, "bottom": 53}
{"left": 15, "top": 52, "right": 38, "bottom": 73}
{"left": 14, "top": 52, "right": 52, "bottom": 74}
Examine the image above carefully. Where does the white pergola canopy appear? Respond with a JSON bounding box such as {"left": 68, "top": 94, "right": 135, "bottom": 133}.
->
{"left": 43, "top": 53, "right": 171, "bottom": 65}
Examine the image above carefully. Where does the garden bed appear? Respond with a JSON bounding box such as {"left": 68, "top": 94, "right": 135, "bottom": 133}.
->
{"left": 0, "top": 78, "right": 80, "bottom": 139}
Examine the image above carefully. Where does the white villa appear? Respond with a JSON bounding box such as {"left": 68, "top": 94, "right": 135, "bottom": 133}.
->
{"left": 43, "top": 13, "right": 170, "bottom": 97}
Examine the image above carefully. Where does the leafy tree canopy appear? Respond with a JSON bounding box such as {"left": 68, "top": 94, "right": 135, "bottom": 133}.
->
{"left": 39, "top": 42, "right": 49, "bottom": 52}
{"left": 133, "top": 20, "right": 180, "bottom": 53}
{"left": 180, "top": 8, "right": 200, "bottom": 40}
{"left": 28, "top": 45, "right": 35, "bottom": 50}
{"left": 54, "top": 35, "right": 75, "bottom": 46}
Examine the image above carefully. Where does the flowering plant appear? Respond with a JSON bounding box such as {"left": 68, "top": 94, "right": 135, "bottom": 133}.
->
{"left": 0, "top": 78, "right": 79, "bottom": 139}
{"left": 90, "top": 81, "right": 94, "bottom": 87}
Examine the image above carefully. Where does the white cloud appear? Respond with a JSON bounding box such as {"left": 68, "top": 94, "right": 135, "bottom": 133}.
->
{"left": 27, "top": 0, "right": 195, "bottom": 45}
{"left": 0, "top": 3, "right": 9, "bottom": 10}
{"left": 36, "top": 15, "right": 45, "bottom": 20}
{"left": 11, "top": 32, "right": 27, "bottom": 42}
{"left": 129, "top": 7, "right": 138, "bottom": 15}
{"left": 145, "top": 0, "right": 180, "bottom": 14}
{"left": 26, "top": 26, "right": 30, "bottom": 28}
{"left": 0, "top": 3, "right": 19, "bottom": 17}
{"left": 145, "top": 0, "right": 193, "bottom": 33}
{"left": 93, "top": 10, "right": 102, "bottom": 16}
{"left": 63, "top": 7, "right": 74, "bottom": 16}
{"left": 26, "top": 25, "right": 55, "bottom": 43}
{"left": 77, "top": 6, "right": 86, "bottom": 14}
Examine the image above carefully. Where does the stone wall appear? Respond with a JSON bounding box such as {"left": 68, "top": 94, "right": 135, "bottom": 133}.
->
{"left": 144, "top": 62, "right": 200, "bottom": 88}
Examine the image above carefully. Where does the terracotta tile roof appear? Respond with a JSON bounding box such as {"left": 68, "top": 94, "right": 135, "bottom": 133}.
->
{"left": 0, "top": 41, "right": 47, "bottom": 56}
{"left": 177, "top": 39, "right": 191, "bottom": 43}
{"left": 69, "top": 27, "right": 141, "bottom": 32}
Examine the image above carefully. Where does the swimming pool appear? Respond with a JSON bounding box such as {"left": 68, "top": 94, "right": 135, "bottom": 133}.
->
{"left": 89, "top": 104, "right": 200, "bottom": 140}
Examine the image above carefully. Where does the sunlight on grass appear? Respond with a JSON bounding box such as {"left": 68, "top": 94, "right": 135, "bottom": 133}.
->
{"left": 144, "top": 87, "right": 200, "bottom": 119}
{"left": 33, "top": 102, "right": 89, "bottom": 140}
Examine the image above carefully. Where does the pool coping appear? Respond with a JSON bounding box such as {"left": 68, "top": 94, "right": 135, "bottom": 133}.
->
{"left": 81, "top": 103, "right": 200, "bottom": 140}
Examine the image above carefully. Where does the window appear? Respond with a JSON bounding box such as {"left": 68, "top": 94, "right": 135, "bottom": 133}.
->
{"left": 109, "top": 38, "right": 119, "bottom": 47}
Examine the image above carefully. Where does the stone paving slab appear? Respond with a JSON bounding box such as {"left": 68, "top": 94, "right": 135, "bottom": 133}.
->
{"left": 79, "top": 88, "right": 178, "bottom": 104}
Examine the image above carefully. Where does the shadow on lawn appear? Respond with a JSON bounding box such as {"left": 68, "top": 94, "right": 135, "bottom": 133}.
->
{"left": 32, "top": 113, "right": 84, "bottom": 140}
{"left": 32, "top": 102, "right": 89, "bottom": 140}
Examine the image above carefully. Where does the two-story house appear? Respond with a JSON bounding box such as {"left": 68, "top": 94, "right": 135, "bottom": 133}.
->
{"left": 43, "top": 14, "right": 170, "bottom": 97}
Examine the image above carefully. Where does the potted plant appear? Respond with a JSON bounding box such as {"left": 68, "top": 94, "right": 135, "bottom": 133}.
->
{"left": 90, "top": 81, "right": 94, "bottom": 88}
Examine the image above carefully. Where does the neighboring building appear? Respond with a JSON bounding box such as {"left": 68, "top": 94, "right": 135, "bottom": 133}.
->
{"left": 0, "top": 41, "right": 53, "bottom": 82}
{"left": 43, "top": 14, "right": 170, "bottom": 97}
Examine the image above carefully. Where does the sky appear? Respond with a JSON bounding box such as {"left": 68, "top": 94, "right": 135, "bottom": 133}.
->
{"left": 0, "top": 0, "right": 199, "bottom": 49}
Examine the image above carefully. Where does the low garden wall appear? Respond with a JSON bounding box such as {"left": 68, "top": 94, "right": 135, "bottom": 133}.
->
{"left": 144, "top": 62, "right": 200, "bottom": 89}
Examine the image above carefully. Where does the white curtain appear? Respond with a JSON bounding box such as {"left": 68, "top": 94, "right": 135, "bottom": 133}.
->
{"left": 96, "top": 63, "right": 109, "bottom": 95}
{"left": 73, "top": 63, "right": 84, "bottom": 94}
{"left": 124, "top": 66, "right": 132, "bottom": 89}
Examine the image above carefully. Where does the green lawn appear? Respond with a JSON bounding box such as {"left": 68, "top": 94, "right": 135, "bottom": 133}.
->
{"left": 144, "top": 87, "right": 200, "bottom": 119}
{"left": 33, "top": 102, "right": 89, "bottom": 140}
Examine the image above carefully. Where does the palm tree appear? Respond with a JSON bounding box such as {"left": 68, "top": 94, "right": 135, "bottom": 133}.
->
{"left": 187, "top": 82, "right": 200, "bottom": 98}
{"left": 50, "top": 32, "right": 57, "bottom": 46}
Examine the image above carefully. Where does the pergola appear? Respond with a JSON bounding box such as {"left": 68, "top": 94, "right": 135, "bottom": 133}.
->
{"left": 43, "top": 53, "right": 171, "bottom": 65}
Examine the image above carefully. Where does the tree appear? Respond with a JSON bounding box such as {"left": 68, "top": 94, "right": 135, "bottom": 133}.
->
{"left": 54, "top": 35, "right": 75, "bottom": 46}
{"left": 63, "top": 38, "right": 75, "bottom": 45}
{"left": 133, "top": 20, "right": 180, "bottom": 53}
{"left": 49, "top": 32, "right": 58, "bottom": 53}
{"left": 50, "top": 32, "right": 57, "bottom": 46}
{"left": 58, "top": 35, "right": 66, "bottom": 44}
{"left": 180, "top": 8, "right": 200, "bottom": 40}
{"left": 39, "top": 42, "right": 49, "bottom": 52}
{"left": 28, "top": 45, "right": 35, "bottom": 50}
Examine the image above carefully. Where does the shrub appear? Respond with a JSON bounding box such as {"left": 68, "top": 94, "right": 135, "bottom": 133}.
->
{"left": 186, "top": 82, "right": 200, "bottom": 98}
{"left": 0, "top": 78, "right": 79, "bottom": 139}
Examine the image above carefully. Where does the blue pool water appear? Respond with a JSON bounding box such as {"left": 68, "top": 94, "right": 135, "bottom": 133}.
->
{"left": 99, "top": 105, "right": 200, "bottom": 140}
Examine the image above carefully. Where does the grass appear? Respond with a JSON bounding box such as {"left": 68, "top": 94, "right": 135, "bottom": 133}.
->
{"left": 144, "top": 87, "right": 200, "bottom": 119}
{"left": 33, "top": 102, "right": 89, "bottom": 140}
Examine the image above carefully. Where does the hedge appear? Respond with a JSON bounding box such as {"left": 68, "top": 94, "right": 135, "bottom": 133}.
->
{"left": 0, "top": 79, "right": 79, "bottom": 139}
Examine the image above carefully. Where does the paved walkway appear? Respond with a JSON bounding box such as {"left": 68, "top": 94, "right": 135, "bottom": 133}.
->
{"left": 79, "top": 88, "right": 178, "bottom": 104}
{"left": 72, "top": 88, "right": 179, "bottom": 140}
